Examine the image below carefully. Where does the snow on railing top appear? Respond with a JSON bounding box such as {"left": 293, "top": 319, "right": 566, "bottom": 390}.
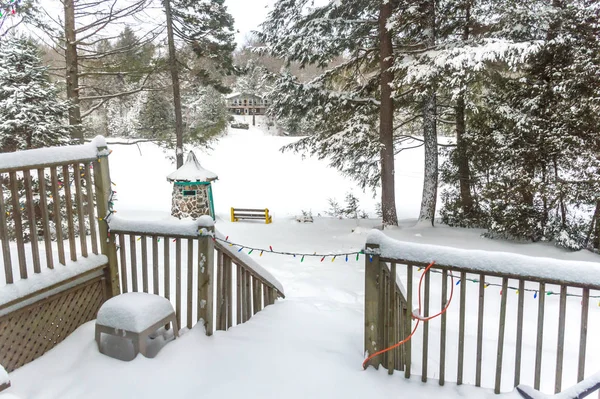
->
{"left": 0, "top": 136, "right": 108, "bottom": 172}
{"left": 517, "top": 370, "right": 600, "bottom": 399}
{"left": 367, "top": 230, "right": 600, "bottom": 288}
{"left": 215, "top": 230, "right": 285, "bottom": 296}
{"left": 109, "top": 215, "right": 215, "bottom": 238}
{"left": 0, "top": 254, "right": 108, "bottom": 309}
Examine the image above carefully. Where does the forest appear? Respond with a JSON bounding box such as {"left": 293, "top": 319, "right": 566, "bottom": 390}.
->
{"left": 0, "top": 0, "right": 598, "bottom": 251}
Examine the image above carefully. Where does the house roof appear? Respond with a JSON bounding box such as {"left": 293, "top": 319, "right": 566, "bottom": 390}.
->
{"left": 167, "top": 151, "right": 218, "bottom": 183}
{"left": 225, "top": 92, "right": 264, "bottom": 100}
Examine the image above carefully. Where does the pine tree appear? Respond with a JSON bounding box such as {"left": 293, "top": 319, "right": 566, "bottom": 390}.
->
{"left": 235, "top": 59, "right": 272, "bottom": 96}
{"left": 137, "top": 90, "right": 175, "bottom": 139}
{"left": 0, "top": 37, "right": 70, "bottom": 153}
{"left": 259, "top": 0, "right": 400, "bottom": 226}
{"left": 164, "top": 0, "right": 236, "bottom": 167}
{"left": 344, "top": 192, "right": 360, "bottom": 219}
{"left": 184, "top": 86, "right": 229, "bottom": 146}
{"left": 439, "top": 1, "right": 600, "bottom": 249}
{"left": 0, "top": 0, "right": 50, "bottom": 39}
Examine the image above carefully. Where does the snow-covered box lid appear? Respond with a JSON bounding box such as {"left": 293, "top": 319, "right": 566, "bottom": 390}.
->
{"left": 96, "top": 292, "right": 175, "bottom": 333}
{"left": 167, "top": 151, "right": 218, "bottom": 183}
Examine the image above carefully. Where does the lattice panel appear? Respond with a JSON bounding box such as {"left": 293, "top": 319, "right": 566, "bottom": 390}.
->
{"left": 0, "top": 278, "right": 106, "bottom": 372}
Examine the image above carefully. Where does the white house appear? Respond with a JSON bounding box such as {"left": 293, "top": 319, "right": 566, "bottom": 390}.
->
{"left": 225, "top": 92, "right": 268, "bottom": 115}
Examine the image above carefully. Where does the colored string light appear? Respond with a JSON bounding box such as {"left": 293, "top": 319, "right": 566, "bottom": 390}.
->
{"left": 414, "top": 267, "right": 600, "bottom": 300}
{"left": 209, "top": 236, "right": 364, "bottom": 261}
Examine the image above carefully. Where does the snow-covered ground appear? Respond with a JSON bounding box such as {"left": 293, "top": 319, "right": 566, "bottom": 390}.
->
{"left": 4, "top": 120, "right": 600, "bottom": 399}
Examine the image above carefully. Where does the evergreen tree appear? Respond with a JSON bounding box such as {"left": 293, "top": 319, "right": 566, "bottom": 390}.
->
{"left": 344, "top": 192, "right": 360, "bottom": 219}
{"left": 259, "top": 0, "right": 400, "bottom": 226}
{"left": 0, "top": 0, "right": 51, "bottom": 39}
{"left": 440, "top": 1, "right": 600, "bottom": 249}
{"left": 183, "top": 86, "right": 229, "bottom": 146}
{"left": 137, "top": 90, "right": 175, "bottom": 140}
{"left": 163, "top": 0, "right": 235, "bottom": 167}
{"left": 171, "top": 0, "right": 236, "bottom": 90}
{"left": 235, "top": 59, "right": 272, "bottom": 96}
{"left": 0, "top": 37, "right": 70, "bottom": 153}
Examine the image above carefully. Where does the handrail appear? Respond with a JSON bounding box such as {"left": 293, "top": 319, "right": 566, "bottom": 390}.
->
{"left": 106, "top": 218, "right": 284, "bottom": 335}
{"left": 367, "top": 230, "right": 600, "bottom": 290}
{"left": 365, "top": 232, "right": 600, "bottom": 395}
{"left": 0, "top": 138, "right": 114, "bottom": 295}
{"left": 108, "top": 220, "right": 284, "bottom": 298}
{"left": 212, "top": 230, "right": 284, "bottom": 331}
{"left": 0, "top": 137, "right": 107, "bottom": 173}
{"left": 214, "top": 231, "right": 284, "bottom": 298}
{"left": 109, "top": 215, "right": 215, "bottom": 239}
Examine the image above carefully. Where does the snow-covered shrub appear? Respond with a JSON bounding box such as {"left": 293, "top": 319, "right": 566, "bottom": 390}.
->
{"left": 343, "top": 192, "right": 360, "bottom": 219}
{"left": 296, "top": 210, "right": 314, "bottom": 223}
{"left": 326, "top": 198, "right": 343, "bottom": 218}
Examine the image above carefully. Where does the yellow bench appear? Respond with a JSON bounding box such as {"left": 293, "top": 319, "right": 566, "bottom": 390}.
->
{"left": 230, "top": 207, "right": 272, "bottom": 224}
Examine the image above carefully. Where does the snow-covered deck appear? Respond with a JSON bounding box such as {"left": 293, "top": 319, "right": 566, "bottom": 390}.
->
{"left": 7, "top": 219, "right": 600, "bottom": 399}
{"left": 5, "top": 127, "right": 599, "bottom": 399}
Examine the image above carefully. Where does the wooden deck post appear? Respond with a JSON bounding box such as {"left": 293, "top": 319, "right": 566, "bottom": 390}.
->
{"left": 364, "top": 243, "right": 381, "bottom": 369}
{"left": 198, "top": 230, "right": 215, "bottom": 336}
{"left": 93, "top": 145, "right": 120, "bottom": 298}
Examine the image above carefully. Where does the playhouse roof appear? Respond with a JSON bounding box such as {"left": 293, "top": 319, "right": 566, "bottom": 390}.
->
{"left": 167, "top": 151, "right": 218, "bottom": 182}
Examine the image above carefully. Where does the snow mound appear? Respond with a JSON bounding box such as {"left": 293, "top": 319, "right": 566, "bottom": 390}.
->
{"left": 351, "top": 226, "right": 369, "bottom": 235}
{"left": 90, "top": 135, "right": 107, "bottom": 148}
{"left": 96, "top": 293, "right": 175, "bottom": 333}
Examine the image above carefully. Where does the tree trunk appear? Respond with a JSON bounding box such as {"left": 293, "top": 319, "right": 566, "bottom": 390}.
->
{"left": 378, "top": 0, "right": 398, "bottom": 227}
{"left": 585, "top": 199, "right": 600, "bottom": 250}
{"left": 418, "top": 0, "right": 438, "bottom": 225}
{"left": 455, "top": 94, "right": 473, "bottom": 216}
{"left": 455, "top": 0, "right": 474, "bottom": 218}
{"left": 163, "top": 0, "right": 185, "bottom": 168}
{"left": 419, "top": 93, "right": 438, "bottom": 224}
{"left": 64, "top": 0, "right": 83, "bottom": 142}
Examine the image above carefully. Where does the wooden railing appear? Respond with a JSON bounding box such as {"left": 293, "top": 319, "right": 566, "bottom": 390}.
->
{"left": 108, "top": 218, "right": 284, "bottom": 336}
{"left": 0, "top": 138, "right": 115, "bottom": 307}
{"left": 364, "top": 242, "right": 409, "bottom": 374}
{"left": 0, "top": 139, "right": 283, "bottom": 372}
{"left": 364, "top": 231, "right": 600, "bottom": 395}
{"left": 0, "top": 139, "right": 114, "bottom": 371}
{"left": 213, "top": 234, "right": 285, "bottom": 331}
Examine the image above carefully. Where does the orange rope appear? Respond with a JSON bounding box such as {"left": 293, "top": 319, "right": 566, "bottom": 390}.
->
{"left": 362, "top": 261, "right": 455, "bottom": 370}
